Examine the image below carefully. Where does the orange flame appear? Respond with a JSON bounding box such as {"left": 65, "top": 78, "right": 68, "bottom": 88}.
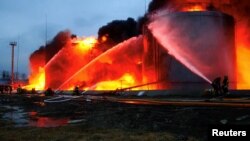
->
{"left": 182, "top": 5, "right": 205, "bottom": 12}
{"left": 235, "top": 20, "right": 250, "bottom": 89}
{"left": 94, "top": 73, "right": 137, "bottom": 90}
{"left": 237, "top": 45, "right": 250, "bottom": 89}
{"left": 75, "top": 37, "right": 97, "bottom": 51}
{"left": 57, "top": 36, "right": 143, "bottom": 91}
{"left": 23, "top": 67, "right": 45, "bottom": 90}
{"left": 26, "top": 37, "right": 98, "bottom": 91}
{"left": 101, "top": 35, "right": 108, "bottom": 43}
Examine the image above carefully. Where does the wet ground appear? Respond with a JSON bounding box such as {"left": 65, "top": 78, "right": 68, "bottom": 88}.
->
{"left": 0, "top": 94, "right": 85, "bottom": 127}
{"left": 1, "top": 93, "right": 250, "bottom": 141}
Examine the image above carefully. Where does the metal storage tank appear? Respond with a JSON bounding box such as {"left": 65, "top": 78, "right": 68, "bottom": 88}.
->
{"left": 143, "top": 11, "right": 236, "bottom": 90}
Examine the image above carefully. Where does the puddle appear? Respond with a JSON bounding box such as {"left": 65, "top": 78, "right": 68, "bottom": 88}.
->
{"left": 27, "top": 111, "right": 69, "bottom": 127}
{"left": 2, "top": 106, "right": 29, "bottom": 126}
{"left": 1, "top": 105, "right": 82, "bottom": 127}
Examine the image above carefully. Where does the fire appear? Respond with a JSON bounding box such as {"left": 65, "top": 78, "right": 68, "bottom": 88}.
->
{"left": 57, "top": 36, "right": 143, "bottom": 91}
{"left": 75, "top": 37, "right": 97, "bottom": 51}
{"left": 236, "top": 44, "right": 250, "bottom": 89}
{"left": 45, "top": 36, "right": 99, "bottom": 89}
{"left": 23, "top": 67, "right": 45, "bottom": 90}
{"left": 182, "top": 5, "right": 205, "bottom": 12}
{"left": 236, "top": 23, "right": 250, "bottom": 89}
{"left": 27, "top": 35, "right": 100, "bottom": 91}
{"left": 101, "top": 35, "right": 108, "bottom": 42}
{"left": 95, "top": 73, "right": 137, "bottom": 90}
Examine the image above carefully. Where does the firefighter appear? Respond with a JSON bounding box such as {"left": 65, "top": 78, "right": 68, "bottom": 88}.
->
{"left": 73, "top": 86, "right": 80, "bottom": 95}
{"left": 211, "top": 77, "right": 221, "bottom": 96}
{"left": 17, "top": 85, "right": 22, "bottom": 94}
{"left": 45, "top": 87, "right": 54, "bottom": 96}
{"left": 9, "top": 86, "right": 12, "bottom": 94}
{"left": 222, "top": 76, "right": 229, "bottom": 95}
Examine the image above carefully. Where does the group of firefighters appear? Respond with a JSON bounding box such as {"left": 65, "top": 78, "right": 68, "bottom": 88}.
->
{"left": 211, "top": 76, "right": 229, "bottom": 96}
{"left": 0, "top": 85, "right": 12, "bottom": 94}
{"left": 2, "top": 77, "right": 229, "bottom": 96}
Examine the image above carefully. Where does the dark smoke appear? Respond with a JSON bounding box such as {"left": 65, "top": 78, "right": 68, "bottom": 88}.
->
{"left": 45, "top": 30, "right": 71, "bottom": 62}
{"left": 29, "top": 46, "right": 45, "bottom": 74}
{"left": 97, "top": 18, "right": 139, "bottom": 51}
{"left": 142, "top": 0, "right": 250, "bottom": 44}
{"left": 137, "top": 0, "right": 173, "bottom": 34}
{"left": 148, "top": 0, "right": 172, "bottom": 13}
{"left": 29, "top": 30, "right": 71, "bottom": 71}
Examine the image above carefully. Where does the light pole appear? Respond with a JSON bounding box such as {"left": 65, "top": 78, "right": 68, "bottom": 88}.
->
{"left": 120, "top": 80, "right": 125, "bottom": 90}
{"left": 9, "top": 42, "right": 17, "bottom": 86}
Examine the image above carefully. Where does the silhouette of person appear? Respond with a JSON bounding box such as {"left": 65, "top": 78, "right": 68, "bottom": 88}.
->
{"left": 222, "top": 76, "right": 229, "bottom": 95}
{"left": 17, "top": 85, "right": 22, "bottom": 94}
{"left": 45, "top": 88, "right": 54, "bottom": 96}
{"left": 73, "top": 86, "right": 80, "bottom": 95}
{"left": 9, "top": 86, "right": 12, "bottom": 94}
{"left": 211, "top": 77, "right": 221, "bottom": 96}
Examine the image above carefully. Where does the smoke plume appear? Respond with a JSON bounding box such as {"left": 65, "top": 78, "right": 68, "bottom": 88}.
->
{"left": 97, "top": 18, "right": 139, "bottom": 51}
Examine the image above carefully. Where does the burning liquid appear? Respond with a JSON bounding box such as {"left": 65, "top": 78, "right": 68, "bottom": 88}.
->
{"left": 57, "top": 36, "right": 143, "bottom": 90}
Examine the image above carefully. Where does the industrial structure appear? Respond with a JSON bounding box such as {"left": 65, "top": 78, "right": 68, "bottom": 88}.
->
{"left": 143, "top": 11, "right": 235, "bottom": 90}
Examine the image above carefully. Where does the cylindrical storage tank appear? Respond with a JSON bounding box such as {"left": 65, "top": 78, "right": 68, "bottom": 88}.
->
{"left": 145, "top": 11, "right": 236, "bottom": 89}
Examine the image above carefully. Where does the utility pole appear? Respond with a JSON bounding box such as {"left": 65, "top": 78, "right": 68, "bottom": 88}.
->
{"left": 9, "top": 42, "right": 17, "bottom": 86}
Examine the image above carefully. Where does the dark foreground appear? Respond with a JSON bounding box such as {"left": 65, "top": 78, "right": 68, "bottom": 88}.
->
{"left": 1, "top": 94, "right": 250, "bottom": 141}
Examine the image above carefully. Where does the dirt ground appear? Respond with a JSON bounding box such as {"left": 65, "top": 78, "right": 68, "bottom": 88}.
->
{"left": 0, "top": 94, "right": 250, "bottom": 141}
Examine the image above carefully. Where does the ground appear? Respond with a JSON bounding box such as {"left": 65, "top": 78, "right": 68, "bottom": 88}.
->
{"left": 0, "top": 94, "right": 250, "bottom": 141}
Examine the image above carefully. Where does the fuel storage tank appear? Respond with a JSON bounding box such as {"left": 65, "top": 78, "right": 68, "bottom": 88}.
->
{"left": 143, "top": 11, "right": 235, "bottom": 90}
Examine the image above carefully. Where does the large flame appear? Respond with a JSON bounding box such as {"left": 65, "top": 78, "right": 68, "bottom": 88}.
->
{"left": 94, "top": 73, "right": 137, "bottom": 90}
{"left": 26, "top": 1, "right": 250, "bottom": 91}
{"left": 236, "top": 24, "right": 250, "bottom": 89}
{"left": 26, "top": 36, "right": 144, "bottom": 91}
{"left": 57, "top": 36, "right": 143, "bottom": 91}
{"left": 23, "top": 67, "right": 45, "bottom": 90}
{"left": 45, "top": 36, "right": 99, "bottom": 89}
{"left": 74, "top": 36, "right": 97, "bottom": 51}
{"left": 237, "top": 45, "right": 250, "bottom": 89}
{"left": 26, "top": 37, "right": 98, "bottom": 90}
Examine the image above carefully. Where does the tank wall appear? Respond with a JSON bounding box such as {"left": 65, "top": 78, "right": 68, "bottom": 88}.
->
{"left": 143, "top": 11, "right": 236, "bottom": 90}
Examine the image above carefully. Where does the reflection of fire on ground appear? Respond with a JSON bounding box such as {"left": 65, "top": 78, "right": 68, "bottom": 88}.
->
{"left": 25, "top": 1, "right": 250, "bottom": 91}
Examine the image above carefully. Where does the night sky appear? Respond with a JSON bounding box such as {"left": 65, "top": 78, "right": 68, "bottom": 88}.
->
{"left": 0, "top": 0, "right": 149, "bottom": 75}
